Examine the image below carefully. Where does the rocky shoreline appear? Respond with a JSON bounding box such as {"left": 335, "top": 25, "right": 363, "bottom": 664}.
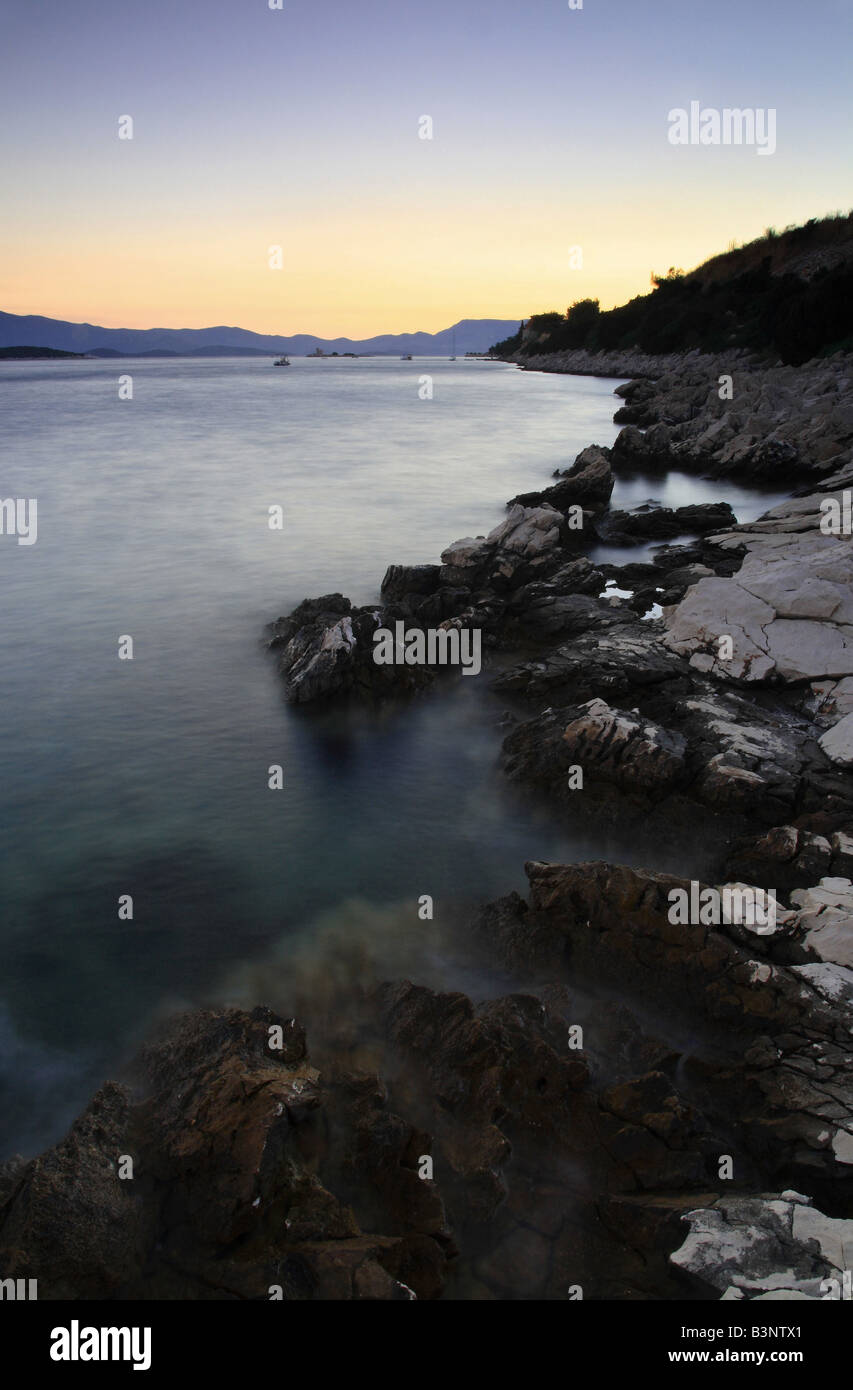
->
{"left": 3, "top": 348, "right": 853, "bottom": 1300}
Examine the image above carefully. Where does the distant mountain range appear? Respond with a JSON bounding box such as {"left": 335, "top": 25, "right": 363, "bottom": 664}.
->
{"left": 0, "top": 312, "right": 520, "bottom": 358}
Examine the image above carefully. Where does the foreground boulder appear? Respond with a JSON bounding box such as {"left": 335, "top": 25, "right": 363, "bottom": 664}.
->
{"left": 0, "top": 987, "right": 705, "bottom": 1301}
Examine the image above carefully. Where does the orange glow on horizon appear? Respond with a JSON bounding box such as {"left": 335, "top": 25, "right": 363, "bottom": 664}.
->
{"left": 1, "top": 193, "right": 844, "bottom": 339}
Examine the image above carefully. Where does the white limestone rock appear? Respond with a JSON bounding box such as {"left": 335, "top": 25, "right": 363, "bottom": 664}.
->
{"left": 485, "top": 503, "right": 563, "bottom": 557}
{"left": 670, "top": 1195, "right": 852, "bottom": 1300}
{"left": 791, "top": 961, "right": 853, "bottom": 1008}
{"left": 819, "top": 711, "right": 853, "bottom": 766}
{"left": 789, "top": 878, "right": 853, "bottom": 968}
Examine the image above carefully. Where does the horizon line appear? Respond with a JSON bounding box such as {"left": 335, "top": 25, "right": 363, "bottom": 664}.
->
{"left": 0, "top": 308, "right": 522, "bottom": 340}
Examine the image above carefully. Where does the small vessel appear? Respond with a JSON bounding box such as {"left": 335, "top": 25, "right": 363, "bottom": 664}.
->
{"left": 449, "top": 327, "right": 456, "bottom": 361}
{"left": 401, "top": 353, "right": 413, "bottom": 361}
{"left": 273, "top": 356, "right": 290, "bottom": 367}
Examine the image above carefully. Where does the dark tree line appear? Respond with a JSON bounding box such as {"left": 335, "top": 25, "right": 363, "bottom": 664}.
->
{"left": 492, "top": 214, "right": 853, "bottom": 366}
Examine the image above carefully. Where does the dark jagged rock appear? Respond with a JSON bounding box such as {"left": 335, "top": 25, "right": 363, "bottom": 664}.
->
{"left": 474, "top": 861, "right": 853, "bottom": 1197}
{"left": 510, "top": 444, "right": 614, "bottom": 512}
{"left": 509, "top": 556, "right": 604, "bottom": 605}
{"left": 0, "top": 1007, "right": 453, "bottom": 1301}
{"left": 494, "top": 625, "right": 689, "bottom": 705}
{"left": 500, "top": 684, "right": 837, "bottom": 827}
{"left": 375, "top": 982, "right": 588, "bottom": 1227}
{"left": 266, "top": 595, "right": 436, "bottom": 703}
{"left": 0, "top": 989, "right": 713, "bottom": 1302}
{"left": 380, "top": 564, "right": 442, "bottom": 602}
{"left": 557, "top": 699, "right": 688, "bottom": 795}
{"left": 505, "top": 593, "right": 620, "bottom": 641}
{"left": 725, "top": 825, "right": 834, "bottom": 894}
{"left": 0, "top": 1082, "right": 145, "bottom": 1299}
{"left": 6, "top": 889, "right": 852, "bottom": 1301}
{"left": 599, "top": 501, "right": 737, "bottom": 543}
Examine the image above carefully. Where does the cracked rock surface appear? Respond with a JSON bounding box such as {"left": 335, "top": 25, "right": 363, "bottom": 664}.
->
{"left": 670, "top": 1193, "right": 853, "bottom": 1300}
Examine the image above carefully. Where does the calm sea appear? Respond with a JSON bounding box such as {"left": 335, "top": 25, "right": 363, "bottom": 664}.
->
{"left": 0, "top": 356, "right": 785, "bottom": 1155}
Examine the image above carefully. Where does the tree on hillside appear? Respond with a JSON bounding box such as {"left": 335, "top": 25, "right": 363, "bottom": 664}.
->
{"left": 565, "top": 298, "right": 600, "bottom": 331}
{"left": 650, "top": 267, "right": 685, "bottom": 288}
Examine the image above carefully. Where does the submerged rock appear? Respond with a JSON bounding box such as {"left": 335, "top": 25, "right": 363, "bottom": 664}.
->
{"left": 6, "top": 852, "right": 853, "bottom": 1301}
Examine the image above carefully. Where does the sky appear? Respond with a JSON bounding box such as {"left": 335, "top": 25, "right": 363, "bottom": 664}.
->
{"left": 1, "top": 0, "right": 850, "bottom": 337}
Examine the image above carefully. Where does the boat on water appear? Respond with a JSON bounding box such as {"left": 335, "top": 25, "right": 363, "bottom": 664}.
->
{"left": 273, "top": 356, "right": 290, "bottom": 366}
{"left": 449, "top": 327, "right": 456, "bottom": 361}
{"left": 401, "top": 353, "right": 413, "bottom": 360}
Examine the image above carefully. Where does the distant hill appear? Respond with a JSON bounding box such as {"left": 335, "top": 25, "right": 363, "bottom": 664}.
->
{"left": 493, "top": 212, "right": 853, "bottom": 365}
{"left": 0, "top": 314, "right": 519, "bottom": 358}
{"left": 0, "top": 345, "right": 86, "bottom": 360}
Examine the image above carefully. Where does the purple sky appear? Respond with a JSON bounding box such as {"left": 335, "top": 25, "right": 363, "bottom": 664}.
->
{"left": 2, "top": 0, "right": 850, "bottom": 334}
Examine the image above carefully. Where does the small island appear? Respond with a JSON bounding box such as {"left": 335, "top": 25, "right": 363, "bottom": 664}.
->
{"left": 0, "top": 345, "right": 88, "bottom": 360}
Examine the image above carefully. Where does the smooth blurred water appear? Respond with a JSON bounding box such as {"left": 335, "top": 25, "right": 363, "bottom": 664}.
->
{"left": 0, "top": 356, "right": 774, "bottom": 1155}
{"left": 588, "top": 470, "right": 791, "bottom": 566}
